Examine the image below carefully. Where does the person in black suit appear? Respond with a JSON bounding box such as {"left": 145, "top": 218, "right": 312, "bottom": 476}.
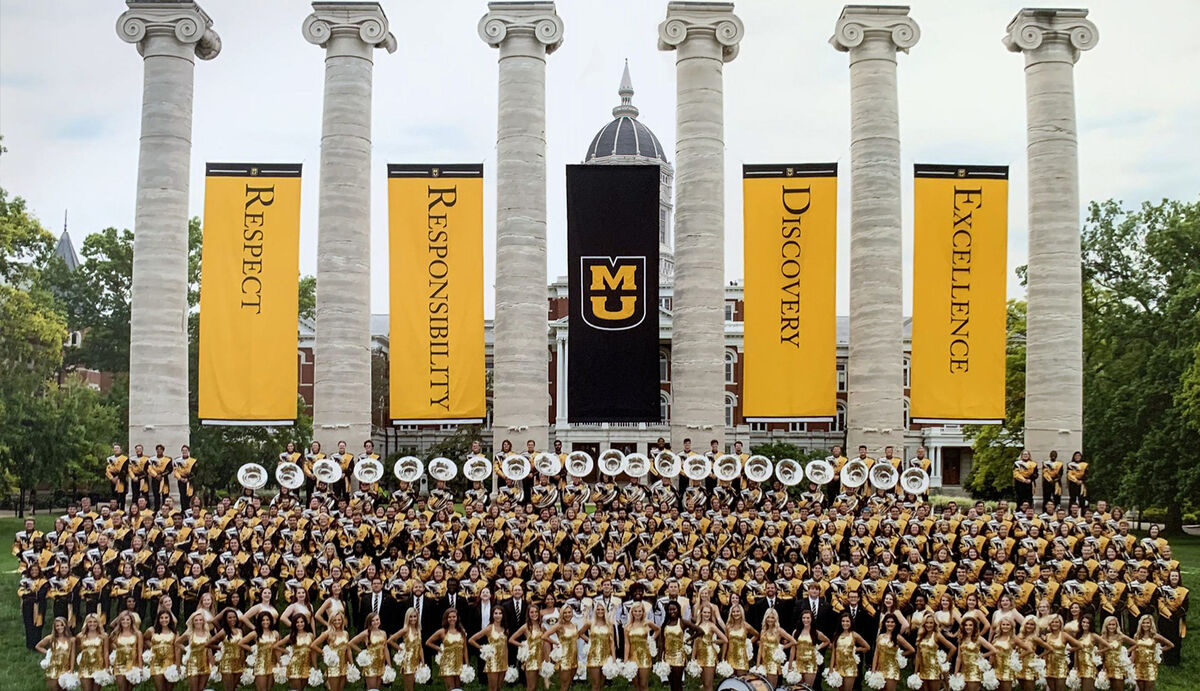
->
{"left": 796, "top": 582, "right": 837, "bottom": 640}
{"left": 844, "top": 589, "right": 877, "bottom": 690}
{"left": 464, "top": 587, "right": 497, "bottom": 677}
{"left": 405, "top": 581, "right": 439, "bottom": 644}
{"left": 502, "top": 584, "right": 530, "bottom": 684}
{"left": 435, "top": 578, "right": 465, "bottom": 627}
{"left": 749, "top": 582, "right": 794, "bottom": 633}
{"left": 358, "top": 577, "right": 396, "bottom": 633}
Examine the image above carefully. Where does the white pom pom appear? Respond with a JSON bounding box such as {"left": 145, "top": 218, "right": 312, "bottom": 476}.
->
{"left": 746, "top": 640, "right": 754, "bottom": 661}
{"left": 1030, "top": 657, "right": 1046, "bottom": 674}
{"left": 979, "top": 656, "right": 993, "bottom": 673}
{"left": 355, "top": 650, "right": 371, "bottom": 667}
{"left": 1010, "top": 651, "right": 1023, "bottom": 671}
{"left": 620, "top": 660, "right": 637, "bottom": 681}
{"left": 278, "top": 652, "right": 292, "bottom": 669}
{"left": 948, "top": 672, "right": 966, "bottom": 691}
{"left": 307, "top": 668, "right": 324, "bottom": 687}
{"left": 816, "top": 650, "right": 825, "bottom": 666}
{"left": 40, "top": 652, "right": 51, "bottom": 670}
{"left": 505, "top": 666, "right": 519, "bottom": 683}
{"left": 898, "top": 651, "right": 909, "bottom": 669}
{"left": 245, "top": 649, "right": 257, "bottom": 668}
{"left": 213, "top": 648, "right": 223, "bottom": 662}
{"left": 346, "top": 665, "right": 362, "bottom": 683}
{"left": 517, "top": 642, "right": 530, "bottom": 662}
{"left": 823, "top": 667, "right": 844, "bottom": 689}
{"left": 1095, "top": 670, "right": 1110, "bottom": 690}
{"left": 907, "top": 672, "right": 924, "bottom": 689}
{"left": 415, "top": 664, "right": 432, "bottom": 684}
{"left": 239, "top": 669, "right": 255, "bottom": 687}
{"left": 717, "top": 660, "right": 734, "bottom": 678}
{"left": 109, "top": 651, "right": 116, "bottom": 665}
{"left": 142, "top": 649, "right": 152, "bottom": 664}
{"left": 1066, "top": 669, "right": 1082, "bottom": 690}
{"left": 865, "top": 670, "right": 887, "bottom": 689}
{"left": 480, "top": 644, "right": 496, "bottom": 661}
{"left": 784, "top": 663, "right": 803, "bottom": 685}
{"left": 381, "top": 665, "right": 397, "bottom": 684}
{"left": 983, "top": 668, "right": 1000, "bottom": 690}
{"left": 540, "top": 661, "right": 556, "bottom": 679}
{"left": 324, "top": 645, "right": 339, "bottom": 667}
{"left": 654, "top": 661, "right": 671, "bottom": 682}
{"left": 164, "top": 665, "right": 182, "bottom": 683}
{"left": 602, "top": 660, "right": 619, "bottom": 679}
{"left": 57, "top": 671, "right": 81, "bottom": 690}
{"left": 460, "top": 665, "right": 476, "bottom": 683}
{"left": 750, "top": 665, "right": 767, "bottom": 676}
{"left": 1118, "top": 649, "right": 1132, "bottom": 667}
{"left": 550, "top": 645, "right": 564, "bottom": 662}
{"left": 773, "top": 647, "right": 787, "bottom": 663}
{"left": 273, "top": 666, "right": 288, "bottom": 684}
{"left": 648, "top": 638, "right": 658, "bottom": 657}
{"left": 210, "top": 670, "right": 222, "bottom": 683}
{"left": 686, "top": 659, "right": 702, "bottom": 678}
{"left": 1154, "top": 644, "right": 1163, "bottom": 664}
{"left": 93, "top": 670, "right": 115, "bottom": 687}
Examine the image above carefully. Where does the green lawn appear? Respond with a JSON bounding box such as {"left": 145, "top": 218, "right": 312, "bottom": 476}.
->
{"left": 2, "top": 515, "right": 1194, "bottom": 690}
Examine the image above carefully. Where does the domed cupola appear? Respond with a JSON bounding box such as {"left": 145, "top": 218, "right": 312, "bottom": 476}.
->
{"left": 584, "top": 61, "right": 668, "bottom": 164}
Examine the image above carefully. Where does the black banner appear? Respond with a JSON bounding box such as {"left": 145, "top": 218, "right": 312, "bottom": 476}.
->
{"left": 567, "top": 164, "right": 660, "bottom": 423}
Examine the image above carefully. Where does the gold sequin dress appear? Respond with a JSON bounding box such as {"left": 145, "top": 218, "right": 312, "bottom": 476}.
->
{"left": 760, "top": 629, "right": 783, "bottom": 676}
{"left": 1018, "top": 641, "right": 1038, "bottom": 682}
{"left": 1044, "top": 633, "right": 1069, "bottom": 679}
{"left": 665, "top": 622, "right": 688, "bottom": 668}
{"left": 557, "top": 624, "right": 579, "bottom": 671}
{"left": 112, "top": 631, "right": 138, "bottom": 677}
{"left": 485, "top": 628, "right": 509, "bottom": 674}
{"left": 628, "top": 623, "right": 652, "bottom": 669}
{"left": 727, "top": 626, "right": 752, "bottom": 671}
{"left": 1075, "top": 636, "right": 1099, "bottom": 679}
{"left": 287, "top": 631, "right": 313, "bottom": 680}
{"left": 440, "top": 630, "right": 465, "bottom": 676}
{"left": 918, "top": 635, "right": 941, "bottom": 682}
{"left": 44, "top": 637, "right": 73, "bottom": 680}
{"left": 326, "top": 630, "right": 350, "bottom": 678}
{"left": 363, "top": 630, "right": 387, "bottom": 677}
{"left": 253, "top": 631, "right": 278, "bottom": 676}
{"left": 218, "top": 630, "right": 245, "bottom": 675}
{"left": 834, "top": 632, "right": 858, "bottom": 678}
{"left": 875, "top": 634, "right": 901, "bottom": 681}
{"left": 587, "top": 623, "right": 613, "bottom": 667}
{"left": 1132, "top": 637, "right": 1158, "bottom": 682}
{"left": 397, "top": 629, "right": 421, "bottom": 675}
{"left": 1102, "top": 644, "right": 1126, "bottom": 681}
{"left": 697, "top": 623, "right": 719, "bottom": 668}
{"left": 992, "top": 638, "right": 1016, "bottom": 683}
{"left": 959, "top": 639, "right": 983, "bottom": 683}
{"left": 185, "top": 632, "right": 211, "bottom": 677}
{"left": 523, "top": 627, "right": 546, "bottom": 672}
{"left": 78, "top": 636, "right": 105, "bottom": 680}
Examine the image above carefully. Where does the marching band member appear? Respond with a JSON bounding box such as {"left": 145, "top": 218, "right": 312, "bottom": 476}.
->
{"left": 172, "top": 446, "right": 197, "bottom": 508}
{"left": 1013, "top": 450, "right": 1037, "bottom": 507}
{"left": 1066, "top": 452, "right": 1088, "bottom": 510}
{"left": 127, "top": 445, "right": 151, "bottom": 510}
{"left": 105, "top": 444, "right": 128, "bottom": 507}
{"left": 1042, "top": 451, "right": 1064, "bottom": 506}
{"left": 149, "top": 444, "right": 172, "bottom": 510}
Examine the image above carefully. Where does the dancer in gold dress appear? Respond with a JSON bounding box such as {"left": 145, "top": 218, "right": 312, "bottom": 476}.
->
{"left": 425, "top": 608, "right": 468, "bottom": 690}
{"left": 312, "top": 611, "right": 352, "bottom": 691}
{"left": 622, "top": 602, "right": 659, "bottom": 691}
{"left": 581, "top": 602, "right": 616, "bottom": 691}
{"left": 694, "top": 603, "right": 728, "bottom": 691}
{"left": 723, "top": 604, "right": 758, "bottom": 677}
{"left": 109, "top": 610, "right": 142, "bottom": 691}
{"left": 238, "top": 612, "right": 279, "bottom": 691}
{"left": 176, "top": 612, "right": 212, "bottom": 691}
{"left": 349, "top": 612, "right": 388, "bottom": 690}
{"left": 1100, "top": 617, "right": 1133, "bottom": 691}
{"left": 1016, "top": 619, "right": 1042, "bottom": 691}
{"left": 832, "top": 612, "right": 871, "bottom": 691}
{"left": 989, "top": 618, "right": 1020, "bottom": 691}
{"left": 543, "top": 601, "right": 580, "bottom": 691}
{"left": 872, "top": 613, "right": 915, "bottom": 691}
{"left": 511, "top": 603, "right": 550, "bottom": 691}
{"left": 387, "top": 608, "right": 424, "bottom": 691}
{"left": 916, "top": 615, "right": 956, "bottom": 691}
{"left": 34, "top": 617, "right": 75, "bottom": 691}
{"left": 955, "top": 617, "right": 997, "bottom": 691}
{"left": 77, "top": 613, "right": 108, "bottom": 691}
{"left": 757, "top": 607, "right": 796, "bottom": 688}
{"left": 469, "top": 606, "right": 509, "bottom": 691}
{"left": 1130, "top": 615, "right": 1173, "bottom": 690}
{"left": 1039, "top": 615, "right": 1072, "bottom": 691}
{"left": 210, "top": 609, "right": 246, "bottom": 691}
{"left": 279, "top": 613, "right": 314, "bottom": 690}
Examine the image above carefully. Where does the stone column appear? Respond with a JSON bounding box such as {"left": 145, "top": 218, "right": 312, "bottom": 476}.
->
{"left": 1004, "top": 9, "right": 1097, "bottom": 479}
{"left": 478, "top": 2, "right": 564, "bottom": 451}
{"left": 116, "top": 1, "right": 220, "bottom": 458}
{"left": 303, "top": 3, "right": 395, "bottom": 450}
{"left": 658, "top": 2, "right": 743, "bottom": 451}
{"left": 830, "top": 5, "right": 919, "bottom": 454}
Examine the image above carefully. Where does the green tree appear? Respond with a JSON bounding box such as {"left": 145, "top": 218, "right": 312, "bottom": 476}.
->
{"left": 965, "top": 299, "right": 1027, "bottom": 499}
{"left": 749, "top": 441, "right": 827, "bottom": 463}
{"left": 0, "top": 188, "right": 56, "bottom": 285}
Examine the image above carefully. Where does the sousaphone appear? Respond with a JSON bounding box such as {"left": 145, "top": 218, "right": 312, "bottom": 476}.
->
{"left": 869, "top": 463, "right": 899, "bottom": 490}
{"left": 774, "top": 458, "right": 803, "bottom": 486}
{"left": 840, "top": 459, "right": 869, "bottom": 488}
{"left": 653, "top": 450, "right": 681, "bottom": 478}
{"left": 313, "top": 457, "right": 344, "bottom": 485}
{"left": 503, "top": 454, "right": 531, "bottom": 481}
{"left": 566, "top": 451, "right": 594, "bottom": 478}
{"left": 597, "top": 449, "right": 627, "bottom": 477}
{"left": 428, "top": 457, "right": 457, "bottom": 482}
{"left": 238, "top": 463, "right": 269, "bottom": 490}
{"left": 714, "top": 454, "right": 743, "bottom": 482}
{"left": 534, "top": 452, "right": 562, "bottom": 477}
{"left": 464, "top": 455, "right": 492, "bottom": 483}
{"left": 275, "top": 462, "right": 305, "bottom": 490}
{"left": 355, "top": 456, "right": 385, "bottom": 485}
{"left": 682, "top": 453, "right": 712, "bottom": 481}
{"left": 805, "top": 458, "right": 835, "bottom": 485}
{"left": 899, "top": 466, "right": 930, "bottom": 495}
{"left": 624, "top": 453, "right": 650, "bottom": 478}
{"left": 744, "top": 455, "right": 773, "bottom": 483}
{"left": 393, "top": 456, "right": 423, "bottom": 484}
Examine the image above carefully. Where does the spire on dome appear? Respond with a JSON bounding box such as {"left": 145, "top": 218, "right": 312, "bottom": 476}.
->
{"left": 612, "top": 59, "right": 639, "bottom": 118}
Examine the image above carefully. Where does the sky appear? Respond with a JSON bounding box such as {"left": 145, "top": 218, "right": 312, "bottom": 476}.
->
{"left": 2, "top": 0, "right": 1197, "bottom": 317}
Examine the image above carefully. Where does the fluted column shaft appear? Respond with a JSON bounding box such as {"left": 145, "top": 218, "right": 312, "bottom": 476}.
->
{"left": 304, "top": 3, "right": 395, "bottom": 449}
{"left": 658, "top": 2, "right": 742, "bottom": 450}
{"left": 1005, "top": 9, "right": 1097, "bottom": 477}
{"left": 831, "top": 5, "right": 919, "bottom": 455}
{"left": 117, "top": 1, "right": 221, "bottom": 457}
{"left": 479, "top": 3, "right": 563, "bottom": 451}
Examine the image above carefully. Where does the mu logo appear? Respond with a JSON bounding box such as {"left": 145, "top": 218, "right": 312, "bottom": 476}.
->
{"left": 580, "top": 256, "right": 646, "bottom": 331}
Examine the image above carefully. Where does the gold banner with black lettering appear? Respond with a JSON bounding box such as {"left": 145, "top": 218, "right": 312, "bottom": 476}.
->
{"left": 911, "top": 164, "right": 1008, "bottom": 423}
{"left": 742, "top": 164, "right": 838, "bottom": 421}
{"left": 199, "top": 163, "right": 302, "bottom": 425}
{"left": 387, "top": 164, "right": 485, "bottom": 424}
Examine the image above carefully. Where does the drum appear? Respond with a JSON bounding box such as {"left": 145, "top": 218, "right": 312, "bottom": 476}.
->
{"left": 718, "top": 673, "right": 777, "bottom": 691}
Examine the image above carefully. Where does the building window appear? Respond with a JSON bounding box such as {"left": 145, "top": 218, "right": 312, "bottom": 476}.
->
{"left": 725, "top": 349, "right": 737, "bottom": 384}
{"left": 789, "top": 421, "right": 807, "bottom": 433}
{"left": 659, "top": 296, "right": 672, "bottom": 311}
{"left": 485, "top": 403, "right": 493, "bottom": 430}
{"left": 836, "top": 361, "right": 847, "bottom": 392}
{"left": 659, "top": 350, "right": 670, "bottom": 383}
{"left": 659, "top": 207, "right": 668, "bottom": 245}
{"left": 903, "top": 398, "right": 911, "bottom": 430}
{"left": 725, "top": 394, "right": 737, "bottom": 427}
{"left": 660, "top": 391, "right": 671, "bottom": 422}
{"left": 903, "top": 357, "right": 911, "bottom": 388}
{"left": 834, "top": 402, "right": 847, "bottom": 432}
{"left": 750, "top": 422, "right": 768, "bottom": 432}
{"left": 724, "top": 302, "right": 735, "bottom": 322}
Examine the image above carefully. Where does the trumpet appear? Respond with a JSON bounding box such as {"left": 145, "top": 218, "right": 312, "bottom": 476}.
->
{"left": 566, "top": 451, "right": 594, "bottom": 478}
{"left": 503, "top": 454, "right": 531, "bottom": 481}
{"left": 682, "top": 453, "right": 712, "bottom": 481}
{"left": 313, "top": 457, "right": 343, "bottom": 485}
{"left": 774, "top": 458, "right": 803, "bottom": 486}
{"left": 713, "top": 454, "right": 742, "bottom": 482}
{"left": 869, "top": 463, "right": 898, "bottom": 490}
{"left": 238, "top": 463, "right": 269, "bottom": 490}
{"left": 464, "top": 455, "right": 492, "bottom": 482}
{"left": 598, "top": 449, "right": 627, "bottom": 477}
{"left": 275, "top": 462, "right": 305, "bottom": 490}
{"left": 899, "top": 466, "right": 930, "bottom": 495}
{"left": 653, "top": 450, "right": 681, "bottom": 478}
{"left": 534, "top": 452, "right": 562, "bottom": 477}
{"left": 805, "top": 459, "right": 834, "bottom": 485}
{"left": 429, "top": 457, "right": 457, "bottom": 482}
{"left": 840, "top": 459, "right": 869, "bottom": 488}
{"left": 744, "top": 455, "right": 773, "bottom": 483}
{"left": 393, "top": 456, "right": 423, "bottom": 483}
{"left": 624, "top": 453, "right": 650, "bottom": 478}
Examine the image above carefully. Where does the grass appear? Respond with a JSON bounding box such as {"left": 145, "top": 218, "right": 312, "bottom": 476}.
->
{"left": 2, "top": 515, "right": 1194, "bottom": 690}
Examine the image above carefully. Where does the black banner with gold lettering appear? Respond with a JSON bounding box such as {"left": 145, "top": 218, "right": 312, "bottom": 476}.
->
{"left": 566, "top": 165, "right": 660, "bottom": 423}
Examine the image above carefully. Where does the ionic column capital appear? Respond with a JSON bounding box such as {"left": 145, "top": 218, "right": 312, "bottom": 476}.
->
{"left": 303, "top": 2, "right": 397, "bottom": 57}
{"left": 116, "top": 0, "right": 221, "bottom": 60}
{"left": 657, "top": 2, "right": 744, "bottom": 63}
{"left": 830, "top": 5, "right": 920, "bottom": 54}
{"left": 1003, "top": 8, "right": 1098, "bottom": 64}
{"left": 478, "top": 2, "right": 564, "bottom": 55}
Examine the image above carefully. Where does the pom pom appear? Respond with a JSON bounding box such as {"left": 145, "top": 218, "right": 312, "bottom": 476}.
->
{"left": 898, "top": 652, "right": 909, "bottom": 669}
{"left": 983, "top": 669, "right": 1000, "bottom": 690}
{"left": 540, "top": 661, "right": 556, "bottom": 679}
{"left": 1010, "top": 651, "right": 1023, "bottom": 671}
{"left": 654, "top": 661, "right": 671, "bottom": 682}
{"left": 517, "top": 642, "right": 530, "bottom": 662}
{"left": 460, "top": 665, "right": 476, "bottom": 683}
{"left": 602, "top": 660, "right": 619, "bottom": 679}
{"left": 773, "top": 647, "right": 787, "bottom": 663}
{"left": 323, "top": 645, "right": 339, "bottom": 667}
{"left": 40, "top": 652, "right": 51, "bottom": 670}
{"left": 93, "top": 670, "right": 115, "bottom": 687}
{"left": 784, "top": 663, "right": 803, "bottom": 685}
{"left": 210, "top": 670, "right": 222, "bottom": 683}
{"left": 164, "top": 665, "right": 182, "bottom": 683}
{"left": 865, "top": 670, "right": 887, "bottom": 689}
{"left": 109, "top": 651, "right": 117, "bottom": 665}
{"left": 855, "top": 653, "right": 862, "bottom": 664}
{"left": 1154, "top": 644, "right": 1163, "bottom": 664}
{"left": 717, "top": 661, "right": 734, "bottom": 678}
{"left": 142, "top": 649, "right": 152, "bottom": 664}
{"left": 686, "top": 659, "right": 702, "bottom": 678}
{"left": 1066, "top": 669, "right": 1081, "bottom": 690}
{"left": 816, "top": 650, "right": 825, "bottom": 666}
{"left": 979, "top": 656, "right": 993, "bottom": 673}
{"left": 415, "top": 664, "right": 432, "bottom": 684}
{"left": 245, "top": 649, "right": 257, "bottom": 668}
{"left": 307, "top": 668, "right": 324, "bottom": 687}
{"left": 504, "top": 666, "right": 518, "bottom": 683}
{"left": 948, "top": 672, "right": 966, "bottom": 691}
{"left": 620, "top": 660, "right": 637, "bottom": 681}
{"left": 127, "top": 667, "right": 149, "bottom": 684}
{"left": 382, "top": 665, "right": 397, "bottom": 684}
{"left": 356, "top": 650, "right": 371, "bottom": 667}
{"left": 239, "top": 669, "right": 255, "bottom": 687}
{"left": 749, "top": 665, "right": 767, "bottom": 677}
{"left": 278, "top": 652, "right": 292, "bottom": 669}
{"left": 550, "top": 645, "right": 564, "bottom": 662}
{"left": 480, "top": 644, "right": 496, "bottom": 661}
{"left": 273, "top": 666, "right": 288, "bottom": 684}
{"left": 1095, "top": 671, "right": 1110, "bottom": 690}
{"left": 907, "top": 673, "right": 925, "bottom": 689}
{"left": 57, "top": 671, "right": 81, "bottom": 690}
{"left": 746, "top": 640, "right": 754, "bottom": 661}
{"left": 823, "top": 667, "right": 844, "bottom": 689}
{"left": 1030, "top": 657, "right": 1046, "bottom": 674}
{"left": 213, "top": 648, "right": 223, "bottom": 662}
{"left": 346, "top": 665, "right": 361, "bottom": 683}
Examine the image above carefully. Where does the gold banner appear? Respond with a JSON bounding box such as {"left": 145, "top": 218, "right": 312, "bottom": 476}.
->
{"left": 911, "top": 165, "right": 1008, "bottom": 423}
{"left": 742, "top": 164, "right": 838, "bottom": 421}
{"left": 387, "top": 165, "right": 486, "bottom": 424}
{"left": 199, "top": 163, "right": 302, "bottom": 425}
